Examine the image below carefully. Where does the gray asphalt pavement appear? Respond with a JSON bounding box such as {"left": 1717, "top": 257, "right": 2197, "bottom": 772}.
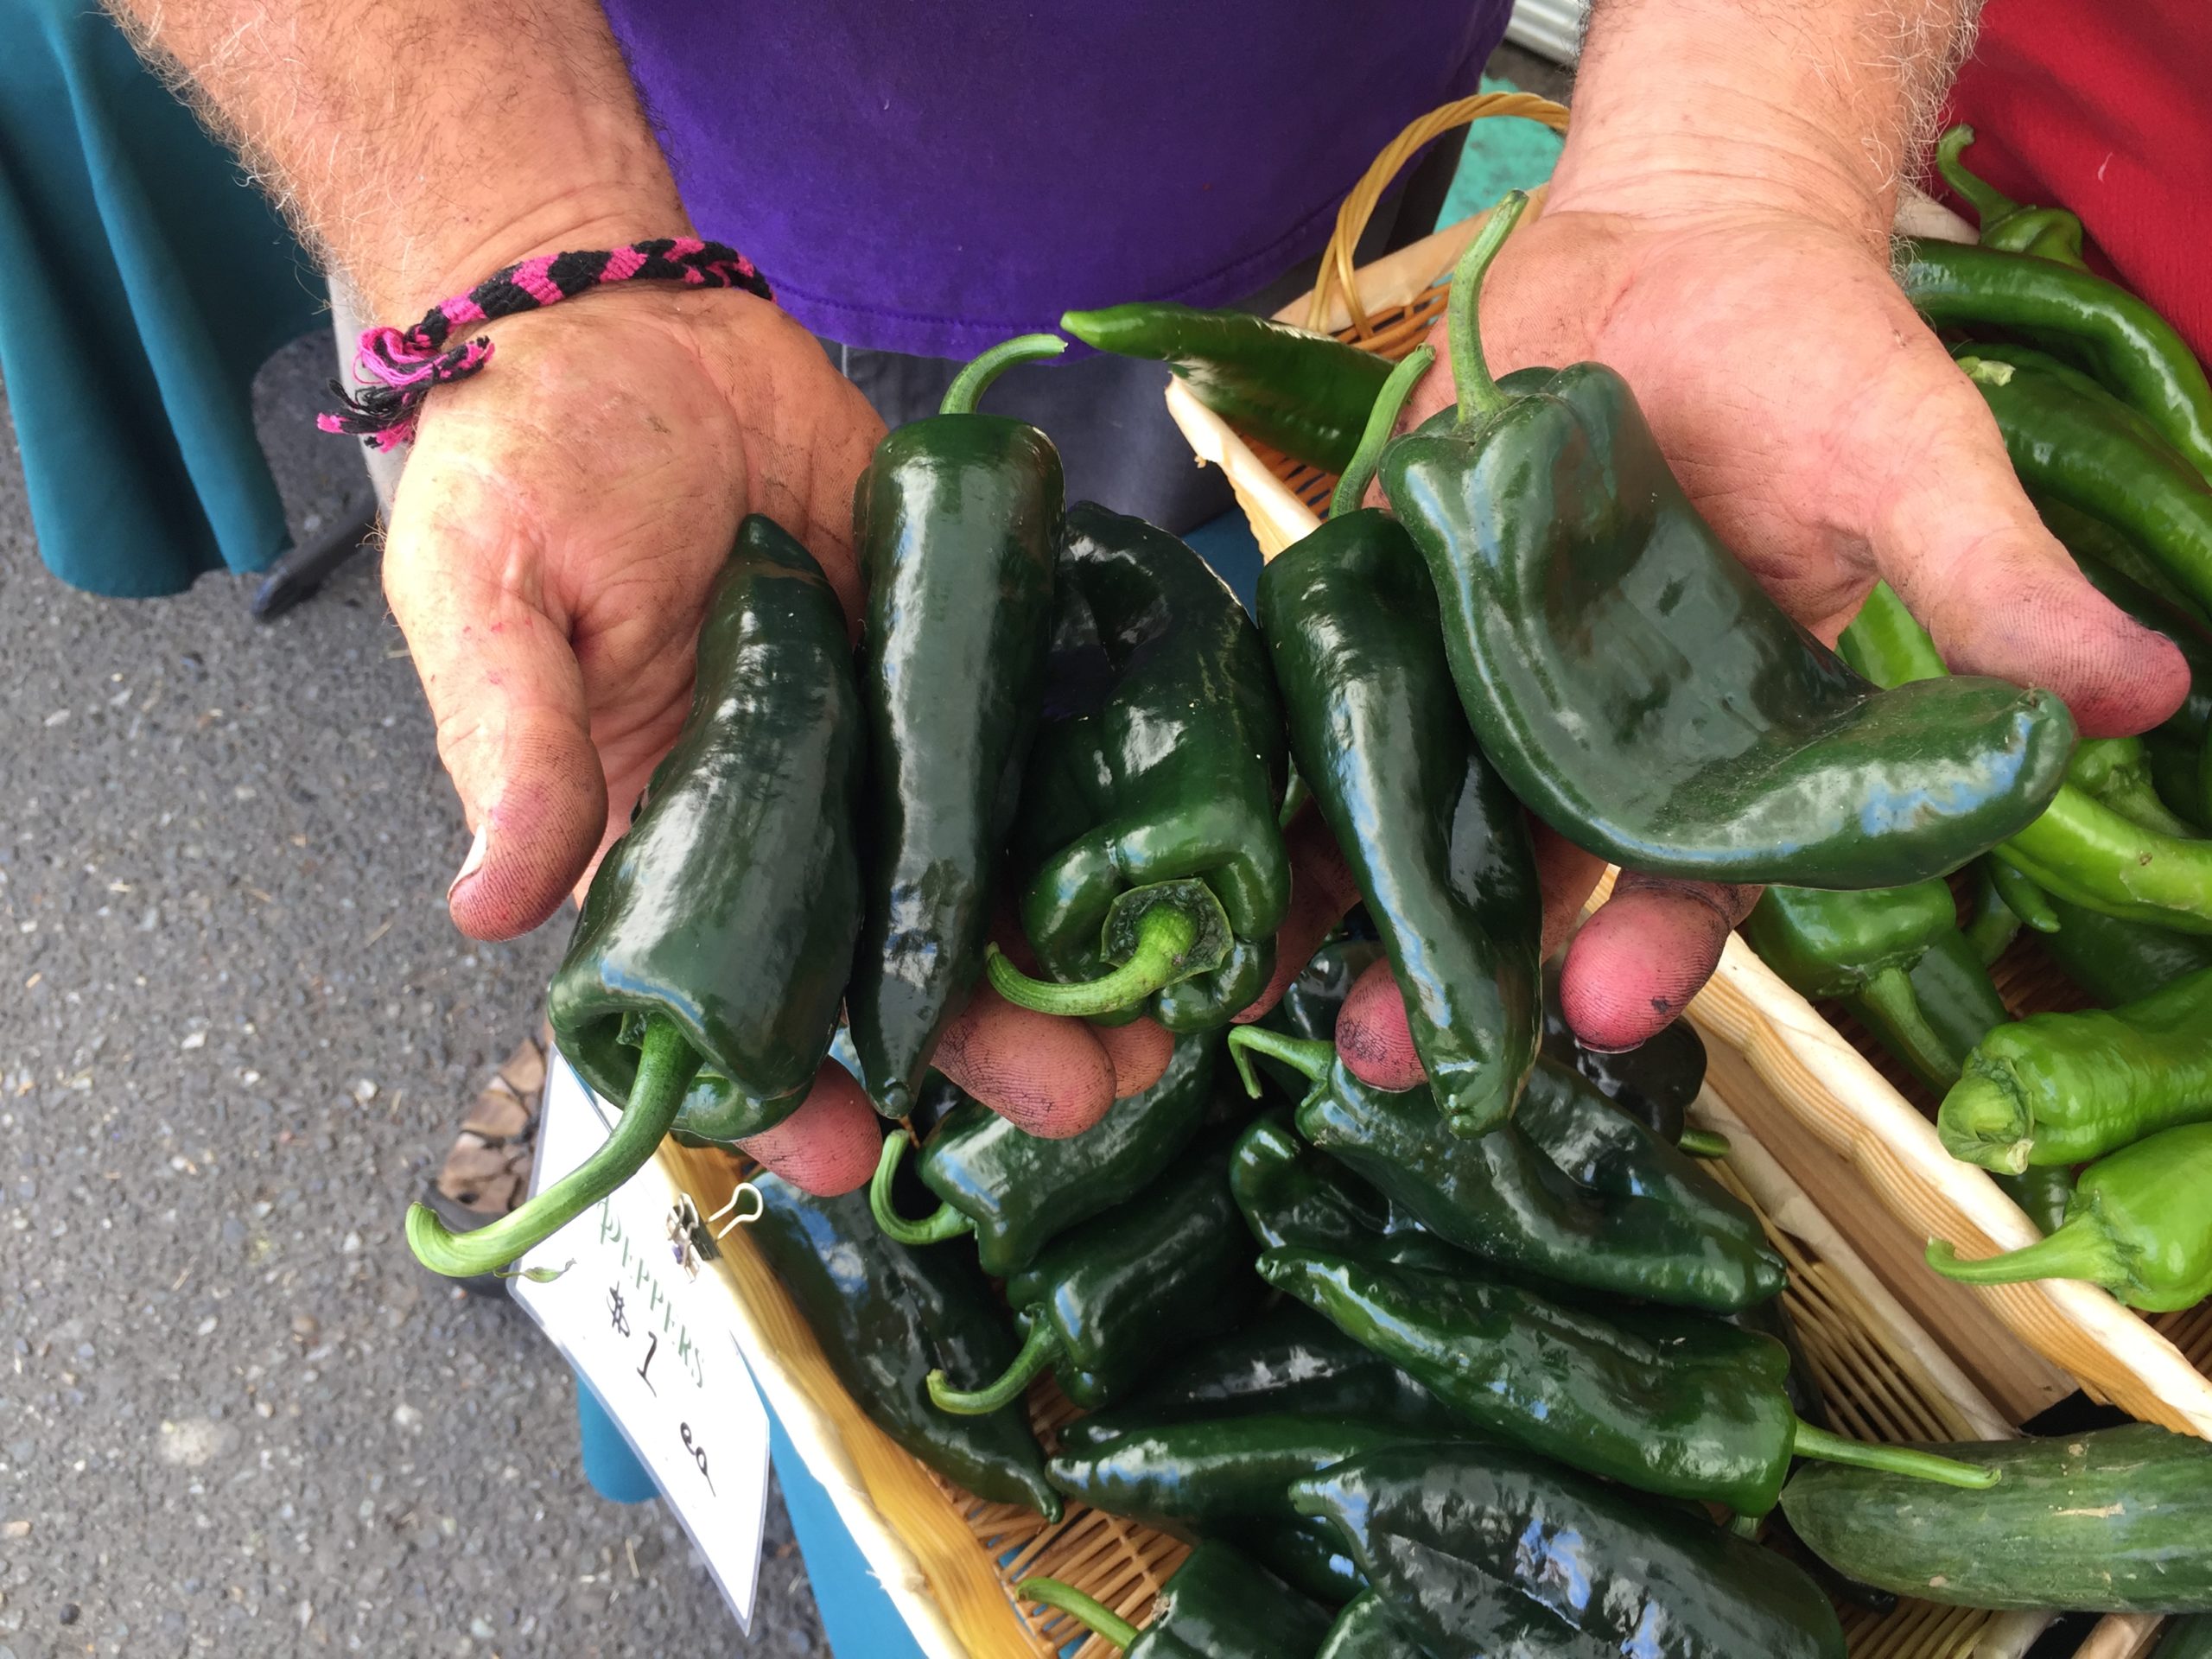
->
{"left": 0, "top": 338, "right": 827, "bottom": 1658}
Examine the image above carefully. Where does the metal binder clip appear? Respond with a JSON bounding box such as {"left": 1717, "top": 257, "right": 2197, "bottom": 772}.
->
{"left": 666, "top": 1193, "right": 707, "bottom": 1279}
{"left": 704, "top": 1180, "right": 764, "bottom": 1240}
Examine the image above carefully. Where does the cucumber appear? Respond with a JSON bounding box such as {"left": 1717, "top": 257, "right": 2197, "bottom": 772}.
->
{"left": 1779, "top": 1424, "right": 2212, "bottom": 1613}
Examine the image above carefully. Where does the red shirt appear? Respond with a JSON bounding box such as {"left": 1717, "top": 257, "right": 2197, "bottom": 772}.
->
{"left": 1942, "top": 0, "right": 2212, "bottom": 363}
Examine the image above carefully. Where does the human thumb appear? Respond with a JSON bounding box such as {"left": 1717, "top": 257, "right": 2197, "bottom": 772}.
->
{"left": 383, "top": 457, "right": 607, "bottom": 940}
{"left": 1866, "top": 379, "right": 2188, "bottom": 738}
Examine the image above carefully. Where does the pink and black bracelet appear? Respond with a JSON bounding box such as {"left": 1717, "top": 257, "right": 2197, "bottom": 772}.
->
{"left": 319, "top": 237, "right": 772, "bottom": 451}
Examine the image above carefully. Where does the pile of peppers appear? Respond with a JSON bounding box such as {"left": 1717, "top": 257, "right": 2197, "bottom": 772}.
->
{"left": 386, "top": 121, "right": 2212, "bottom": 1656}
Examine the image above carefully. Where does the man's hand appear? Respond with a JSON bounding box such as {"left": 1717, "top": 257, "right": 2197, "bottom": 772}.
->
{"left": 388, "top": 286, "right": 881, "bottom": 938}
{"left": 1389, "top": 0, "right": 2191, "bottom": 1054}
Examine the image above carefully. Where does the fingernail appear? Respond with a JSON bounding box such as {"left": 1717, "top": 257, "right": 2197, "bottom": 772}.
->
{"left": 448, "top": 823, "right": 488, "bottom": 900}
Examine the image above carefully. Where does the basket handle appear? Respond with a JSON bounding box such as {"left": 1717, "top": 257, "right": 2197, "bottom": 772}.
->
{"left": 1308, "top": 92, "right": 1571, "bottom": 337}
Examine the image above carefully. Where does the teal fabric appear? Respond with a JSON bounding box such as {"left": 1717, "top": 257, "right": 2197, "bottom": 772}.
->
{"left": 573, "top": 1371, "right": 663, "bottom": 1505}
{"left": 1438, "top": 76, "right": 1566, "bottom": 227}
{"left": 0, "top": 0, "right": 324, "bottom": 596}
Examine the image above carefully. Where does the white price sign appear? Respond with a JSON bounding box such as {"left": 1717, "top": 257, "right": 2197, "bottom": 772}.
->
{"left": 509, "top": 1052, "right": 771, "bottom": 1629}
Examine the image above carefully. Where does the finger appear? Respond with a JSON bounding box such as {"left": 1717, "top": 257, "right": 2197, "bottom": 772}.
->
{"left": 931, "top": 983, "right": 1116, "bottom": 1139}
{"left": 1560, "top": 873, "right": 1760, "bottom": 1051}
{"left": 1531, "top": 821, "right": 1606, "bottom": 959}
{"left": 1335, "top": 959, "right": 1427, "bottom": 1091}
{"left": 384, "top": 459, "right": 607, "bottom": 939}
{"left": 736, "top": 1060, "right": 883, "bottom": 1197}
{"left": 1870, "top": 388, "right": 2189, "bottom": 738}
{"left": 1094, "top": 1017, "right": 1175, "bottom": 1098}
{"left": 1236, "top": 810, "right": 1363, "bottom": 1024}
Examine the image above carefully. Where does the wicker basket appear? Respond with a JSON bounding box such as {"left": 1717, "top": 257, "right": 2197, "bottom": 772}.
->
{"left": 662, "top": 1045, "right": 2071, "bottom": 1659}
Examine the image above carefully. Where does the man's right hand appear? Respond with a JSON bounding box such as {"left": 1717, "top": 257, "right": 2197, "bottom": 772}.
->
{"left": 386, "top": 283, "right": 882, "bottom": 942}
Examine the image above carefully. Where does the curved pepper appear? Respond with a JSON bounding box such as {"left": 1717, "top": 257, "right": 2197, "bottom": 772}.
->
{"left": 1938, "top": 966, "right": 2212, "bottom": 1172}
{"left": 1021, "top": 1541, "right": 1333, "bottom": 1659}
{"left": 1929, "top": 1120, "right": 2212, "bottom": 1310}
{"left": 1841, "top": 581, "right": 2212, "bottom": 934}
{"left": 1957, "top": 350, "right": 2212, "bottom": 620}
{"left": 2034, "top": 892, "right": 2212, "bottom": 1007}
{"left": 988, "top": 504, "right": 1289, "bottom": 1027}
{"left": 1383, "top": 196, "right": 2075, "bottom": 887}
{"left": 743, "top": 1166, "right": 1061, "bottom": 1519}
{"left": 2044, "top": 494, "right": 2211, "bottom": 628}
{"left": 869, "top": 1032, "right": 1217, "bottom": 1275}
{"left": 1935, "top": 124, "right": 2088, "bottom": 268}
{"left": 411, "top": 519, "right": 865, "bottom": 1277}
{"left": 925, "top": 1135, "right": 1258, "bottom": 1414}
{"left": 1256, "top": 347, "right": 1542, "bottom": 1135}
{"left": 846, "top": 334, "right": 1066, "bottom": 1114}
{"left": 1229, "top": 1028, "right": 1785, "bottom": 1313}
{"left": 1266, "top": 1246, "right": 1994, "bottom": 1513}
{"left": 1058, "top": 1300, "right": 1463, "bottom": 1459}
{"left": 1059, "top": 302, "right": 1392, "bottom": 474}
{"left": 1046, "top": 1412, "right": 1449, "bottom": 1535}
{"left": 1900, "top": 238, "right": 2212, "bottom": 481}
{"left": 1294, "top": 1445, "right": 1848, "bottom": 1659}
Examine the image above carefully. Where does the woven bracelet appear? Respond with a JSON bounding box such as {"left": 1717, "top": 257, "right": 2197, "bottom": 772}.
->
{"left": 319, "top": 237, "right": 772, "bottom": 451}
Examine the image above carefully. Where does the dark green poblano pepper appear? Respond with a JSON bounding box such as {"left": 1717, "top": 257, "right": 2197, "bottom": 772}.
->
{"left": 1257, "top": 346, "right": 1542, "bottom": 1136}
{"left": 410, "top": 518, "right": 864, "bottom": 1278}
{"left": 743, "top": 1166, "right": 1060, "bottom": 1519}
{"left": 846, "top": 335, "right": 1066, "bottom": 1115}
{"left": 1382, "top": 194, "right": 2075, "bottom": 887}
{"left": 988, "top": 504, "right": 1289, "bottom": 1028}
{"left": 1263, "top": 1246, "right": 1996, "bottom": 1515}
{"left": 868, "top": 1032, "right": 1217, "bottom": 1275}
{"left": 1228, "top": 1028, "right": 1785, "bottom": 1313}
{"left": 925, "top": 1135, "right": 1259, "bottom": 1414}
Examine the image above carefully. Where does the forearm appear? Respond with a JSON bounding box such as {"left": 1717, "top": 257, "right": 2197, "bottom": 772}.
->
{"left": 1557, "top": 0, "right": 1981, "bottom": 241}
{"left": 105, "top": 0, "right": 685, "bottom": 318}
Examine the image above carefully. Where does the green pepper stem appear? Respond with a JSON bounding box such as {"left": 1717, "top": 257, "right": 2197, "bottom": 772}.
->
{"left": 1016, "top": 1576, "right": 1139, "bottom": 1650}
{"left": 2073, "top": 738, "right": 2198, "bottom": 838}
{"left": 984, "top": 905, "right": 1201, "bottom": 1018}
{"left": 1446, "top": 190, "right": 1529, "bottom": 430}
{"left": 939, "top": 333, "right": 1068, "bottom": 416}
{"left": 1935, "top": 124, "right": 2022, "bottom": 230}
{"left": 405, "top": 1014, "right": 698, "bottom": 1278}
{"left": 1329, "top": 344, "right": 1435, "bottom": 518}
{"left": 1225, "top": 1026, "right": 1335, "bottom": 1097}
{"left": 1677, "top": 1128, "right": 1732, "bottom": 1160}
{"left": 868, "top": 1135, "right": 973, "bottom": 1248}
{"left": 1936, "top": 1071, "right": 2033, "bottom": 1174}
{"left": 1789, "top": 1421, "right": 2001, "bottom": 1490}
{"left": 1853, "top": 965, "right": 1967, "bottom": 1090}
{"left": 926, "top": 1319, "right": 1059, "bottom": 1415}
{"left": 1925, "top": 1220, "right": 2125, "bottom": 1293}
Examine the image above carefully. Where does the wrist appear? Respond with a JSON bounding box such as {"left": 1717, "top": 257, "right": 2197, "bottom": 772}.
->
{"left": 1549, "top": 0, "right": 1975, "bottom": 247}
{"left": 349, "top": 109, "right": 691, "bottom": 320}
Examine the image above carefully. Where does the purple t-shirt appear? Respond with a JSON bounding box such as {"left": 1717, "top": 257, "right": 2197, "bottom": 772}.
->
{"left": 603, "top": 4, "right": 1509, "bottom": 359}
